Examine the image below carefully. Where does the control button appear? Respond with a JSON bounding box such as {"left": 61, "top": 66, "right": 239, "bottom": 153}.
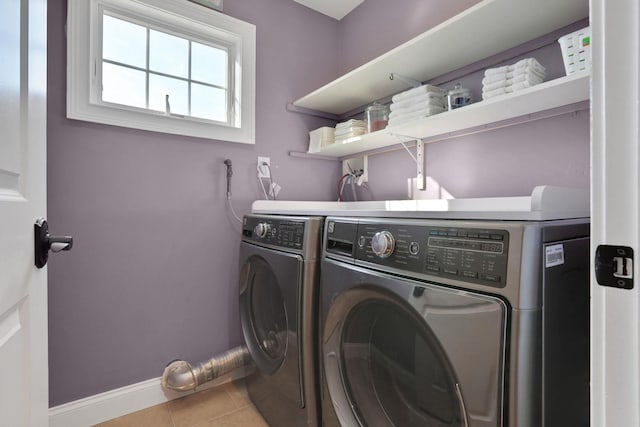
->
{"left": 457, "top": 231, "right": 468, "bottom": 238}
{"left": 358, "top": 235, "right": 366, "bottom": 248}
{"left": 429, "top": 230, "right": 439, "bottom": 236}
{"left": 254, "top": 222, "right": 271, "bottom": 238}
{"left": 447, "top": 231, "right": 457, "bottom": 236}
{"left": 481, "top": 273, "right": 501, "bottom": 282}
{"left": 479, "top": 233, "right": 491, "bottom": 239}
{"left": 467, "top": 232, "right": 479, "bottom": 239}
{"left": 371, "top": 230, "right": 396, "bottom": 258}
{"left": 409, "top": 241, "right": 420, "bottom": 255}
{"left": 426, "top": 265, "right": 441, "bottom": 273}
{"left": 438, "top": 231, "right": 448, "bottom": 236}
{"left": 443, "top": 268, "right": 459, "bottom": 276}
{"left": 490, "top": 234, "right": 504, "bottom": 240}
{"left": 462, "top": 270, "right": 478, "bottom": 279}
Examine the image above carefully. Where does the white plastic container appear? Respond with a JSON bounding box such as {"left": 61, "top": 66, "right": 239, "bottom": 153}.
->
{"left": 308, "top": 127, "right": 335, "bottom": 153}
{"left": 558, "top": 27, "right": 591, "bottom": 75}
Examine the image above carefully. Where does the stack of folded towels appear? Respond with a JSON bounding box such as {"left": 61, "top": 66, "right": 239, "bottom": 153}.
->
{"left": 482, "top": 58, "right": 546, "bottom": 100}
{"left": 388, "top": 84, "right": 447, "bottom": 127}
{"left": 334, "top": 119, "right": 367, "bottom": 144}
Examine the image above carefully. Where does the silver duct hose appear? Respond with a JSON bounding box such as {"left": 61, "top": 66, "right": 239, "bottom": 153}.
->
{"left": 161, "top": 345, "right": 252, "bottom": 392}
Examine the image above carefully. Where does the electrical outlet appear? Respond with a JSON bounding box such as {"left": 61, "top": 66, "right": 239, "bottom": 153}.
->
{"left": 257, "top": 157, "right": 270, "bottom": 178}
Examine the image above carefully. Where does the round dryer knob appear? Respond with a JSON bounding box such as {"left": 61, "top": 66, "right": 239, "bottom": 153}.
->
{"left": 254, "top": 222, "right": 271, "bottom": 238}
{"left": 371, "top": 230, "right": 395, "bottom": 258}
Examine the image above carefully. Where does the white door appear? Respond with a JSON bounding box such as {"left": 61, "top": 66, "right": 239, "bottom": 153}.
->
{"left": 591, "top": 0, "right": 640, "bottom": 425}
{"left": 0, "top": 0, "right": 49, "bottom": 425}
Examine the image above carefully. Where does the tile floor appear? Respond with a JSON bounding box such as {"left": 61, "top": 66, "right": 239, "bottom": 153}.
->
{"left": 93, "top": 381, "right": 269, "bottom": 427}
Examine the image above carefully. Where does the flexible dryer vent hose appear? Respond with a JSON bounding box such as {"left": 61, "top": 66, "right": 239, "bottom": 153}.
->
{"left": 161, "top": 345, "right": 252, "bottom": 392}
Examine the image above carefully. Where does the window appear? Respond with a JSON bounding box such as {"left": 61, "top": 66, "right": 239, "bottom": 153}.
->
{"left": 67, "top": 0, "right": 256, "bottom": 144}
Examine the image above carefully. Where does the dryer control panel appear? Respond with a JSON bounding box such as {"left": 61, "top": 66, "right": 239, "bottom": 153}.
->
{"left": 337, "top": 220, "right": 510, "bottom": 288}
{"left": 243, "top": 216, "right": 305, "bottom": 250}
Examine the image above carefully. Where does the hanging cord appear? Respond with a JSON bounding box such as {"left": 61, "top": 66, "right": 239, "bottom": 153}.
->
{"left": 337, "top": 173, "right": 350, "bottom": 201}
{"left": 263, "top": 163, "right": 276, "bottom": 200}
{"left": 227, "top": 198, "right": 243, "bottom": 223}
{"left": 257, "top": 162, "right": 277, "bottom": 200}
{"left": 337, "top": 169, "right": 364, "bottom": 202}
{"left": 350, "top": 175, "right": 358, "bottom": 201}
{"left": 223, "top": 159, "right": 243, "bottom": 223}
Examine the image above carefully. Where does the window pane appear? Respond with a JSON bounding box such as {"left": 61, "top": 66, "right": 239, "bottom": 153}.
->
{"left": 102, "top": 15, "right": 146, "bottom": 68}
{"left": 149, "top": 30, "right": 188, "bottom": 78}
{"left": 191, "top": 83, "right": 227, "bottom": 122}
{"left": 149, "top": 74, "right": 189, "bottom": 115}
{"left": 102, "top": 63, "right": 146, "bottom": 108}
{"left": 192, "top": 42, "right": 227, "bottom": 87}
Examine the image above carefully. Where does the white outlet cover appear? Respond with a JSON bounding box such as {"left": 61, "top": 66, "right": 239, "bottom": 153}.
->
{"left": 257, "top": 157, "right": 270, "bottom": 178}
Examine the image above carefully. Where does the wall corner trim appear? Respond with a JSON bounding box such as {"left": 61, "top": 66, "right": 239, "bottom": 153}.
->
{"left": 48, "top": 370, "right": 246, "bottom": 427}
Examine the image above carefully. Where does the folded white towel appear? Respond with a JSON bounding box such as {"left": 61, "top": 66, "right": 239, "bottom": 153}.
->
{"left": 513, "top": 57, "right": 545, "bottom": 71}
{"left": 391, "top": 84, "right": 447, "bottom": 103}
{"left": 482, "top": 72, "right": 512, "bottom": 84}
{"left": 482, "top": 74, "right": 543, "bottom": 92}
{"left": 482, "top": 79, "right": 508, "bottom": 91}
{"left": 510, "top": 73, "right": 544, "bottom": 84}
{"left": 484, "top": 57, "right": 546, "bottom": 78}
{"left": 514, "top": 66, "right": 546, "bottom": 80}
{"left": 484, "top": 65, "right": 510, "bottom": 76}
{"left": 336, "top": 119, "right": 366, "bottom": 129}
{"left": 390, "top": 92, "right": 445, "bottom": 110}
{"left": 482, "top": 87, "right": 509, "bottom": 99}
{"left": 390, "top": 103, "right": 445, "bottom": 118}
{"left": 481, "top": 67, "right": 545, "bottom": 85}
{"left": 388, "top": 106, "right": 445, "bottom": 123}
{"left": 389, "top": 105, "right": 445, "bottom": 120}
{"left": 482, "top": 78, "right": 543, "bottom": 100}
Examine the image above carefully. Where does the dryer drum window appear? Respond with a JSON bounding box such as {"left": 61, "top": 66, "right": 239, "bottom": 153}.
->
{"left": 340, "top": 299, "right": 465, "bottom": 426}
{"left": 243, "top": 256, "right": 288, "bottom": 371}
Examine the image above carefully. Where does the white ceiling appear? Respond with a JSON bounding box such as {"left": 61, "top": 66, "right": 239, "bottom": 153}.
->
{"left": 292, "top": 0, "right": 365, "bottom": 20}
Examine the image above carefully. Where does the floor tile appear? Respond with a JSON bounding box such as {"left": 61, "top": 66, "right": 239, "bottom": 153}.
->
{"left": 93, "top": 403, "right": 173, "bottom": 427}
{"left": 224, "top": 380, "right": 251, "bottom": 409}
{"left": 168, "top": 386, "right": 238, "bottom": 427}
{"left": 208, "top": 405, "right": 270, "bottom": 427}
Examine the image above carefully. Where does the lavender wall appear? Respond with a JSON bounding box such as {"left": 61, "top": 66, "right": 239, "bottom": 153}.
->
{"left": 47, "top": 0, "right": 341, "bottom": 406}
{"left": 337, "top": 2, "right": 589, "bottom": 200}
{"left": 47, "top": 0, "right": 590, "bottom": 407}
{"left": 338, "top": 0, "right": 481, "bottom": 74}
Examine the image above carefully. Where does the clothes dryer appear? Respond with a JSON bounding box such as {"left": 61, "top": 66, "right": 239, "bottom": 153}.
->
{"left": 239, "top": 214, "right": 323, "bottom": 427}
{"left": 319, "top": 216, "right": 590, "bottom": 427}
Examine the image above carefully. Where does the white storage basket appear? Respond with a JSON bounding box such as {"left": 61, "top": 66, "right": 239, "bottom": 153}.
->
{"left": 558, "top": 27, "right": 591, "bottom": 75}
{"left": 308, "top": 127, "right": 335, "bottom": 153}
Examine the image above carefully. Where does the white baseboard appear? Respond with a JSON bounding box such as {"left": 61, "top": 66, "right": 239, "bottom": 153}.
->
{"left": 48, "top": 370, "right": 246, "bottom": 427}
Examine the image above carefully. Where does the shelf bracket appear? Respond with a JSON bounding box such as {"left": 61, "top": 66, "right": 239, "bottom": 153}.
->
{"left": 285, "top": 103, "right": 340, "bottom": 121}
{"left": 416, "top": 140, "right": 425, "bottom": 190}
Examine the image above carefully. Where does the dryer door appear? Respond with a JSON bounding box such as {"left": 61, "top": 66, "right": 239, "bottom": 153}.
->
{"left": 322, "top": 262, "right": 507, "bottom": 427}
{"left": 239, "top": 242, "right": 304, "bottom": 407}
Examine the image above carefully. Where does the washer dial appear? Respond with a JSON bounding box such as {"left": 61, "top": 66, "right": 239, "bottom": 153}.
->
{"left": 371, "top": 231, "right": 396, "bottom": 258}
{"left": 254, "top": 222, "right": 271, "bottom": 238}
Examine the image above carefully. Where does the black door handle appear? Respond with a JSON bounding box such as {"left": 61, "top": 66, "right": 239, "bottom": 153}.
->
{"left": 34, "top": 218, "right": 73, "bottom": 268}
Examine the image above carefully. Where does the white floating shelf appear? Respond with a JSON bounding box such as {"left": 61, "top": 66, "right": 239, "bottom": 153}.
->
{"left": 293, "top": 0, "right": 588, "bottom": 115}
{"left": 310, "top": 72, "right": 590, "bottom": 158}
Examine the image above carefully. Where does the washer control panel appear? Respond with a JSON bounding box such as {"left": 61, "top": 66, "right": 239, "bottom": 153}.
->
{"left": 354, "top": 222, "right": 510, "bottom": 288}
{"left": 243, "top": 216, "right": 305, "bottom": 249}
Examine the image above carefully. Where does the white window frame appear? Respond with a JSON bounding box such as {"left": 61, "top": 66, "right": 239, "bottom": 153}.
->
{"left": 67, "top": 0, "right": 256, "bottom": 144}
